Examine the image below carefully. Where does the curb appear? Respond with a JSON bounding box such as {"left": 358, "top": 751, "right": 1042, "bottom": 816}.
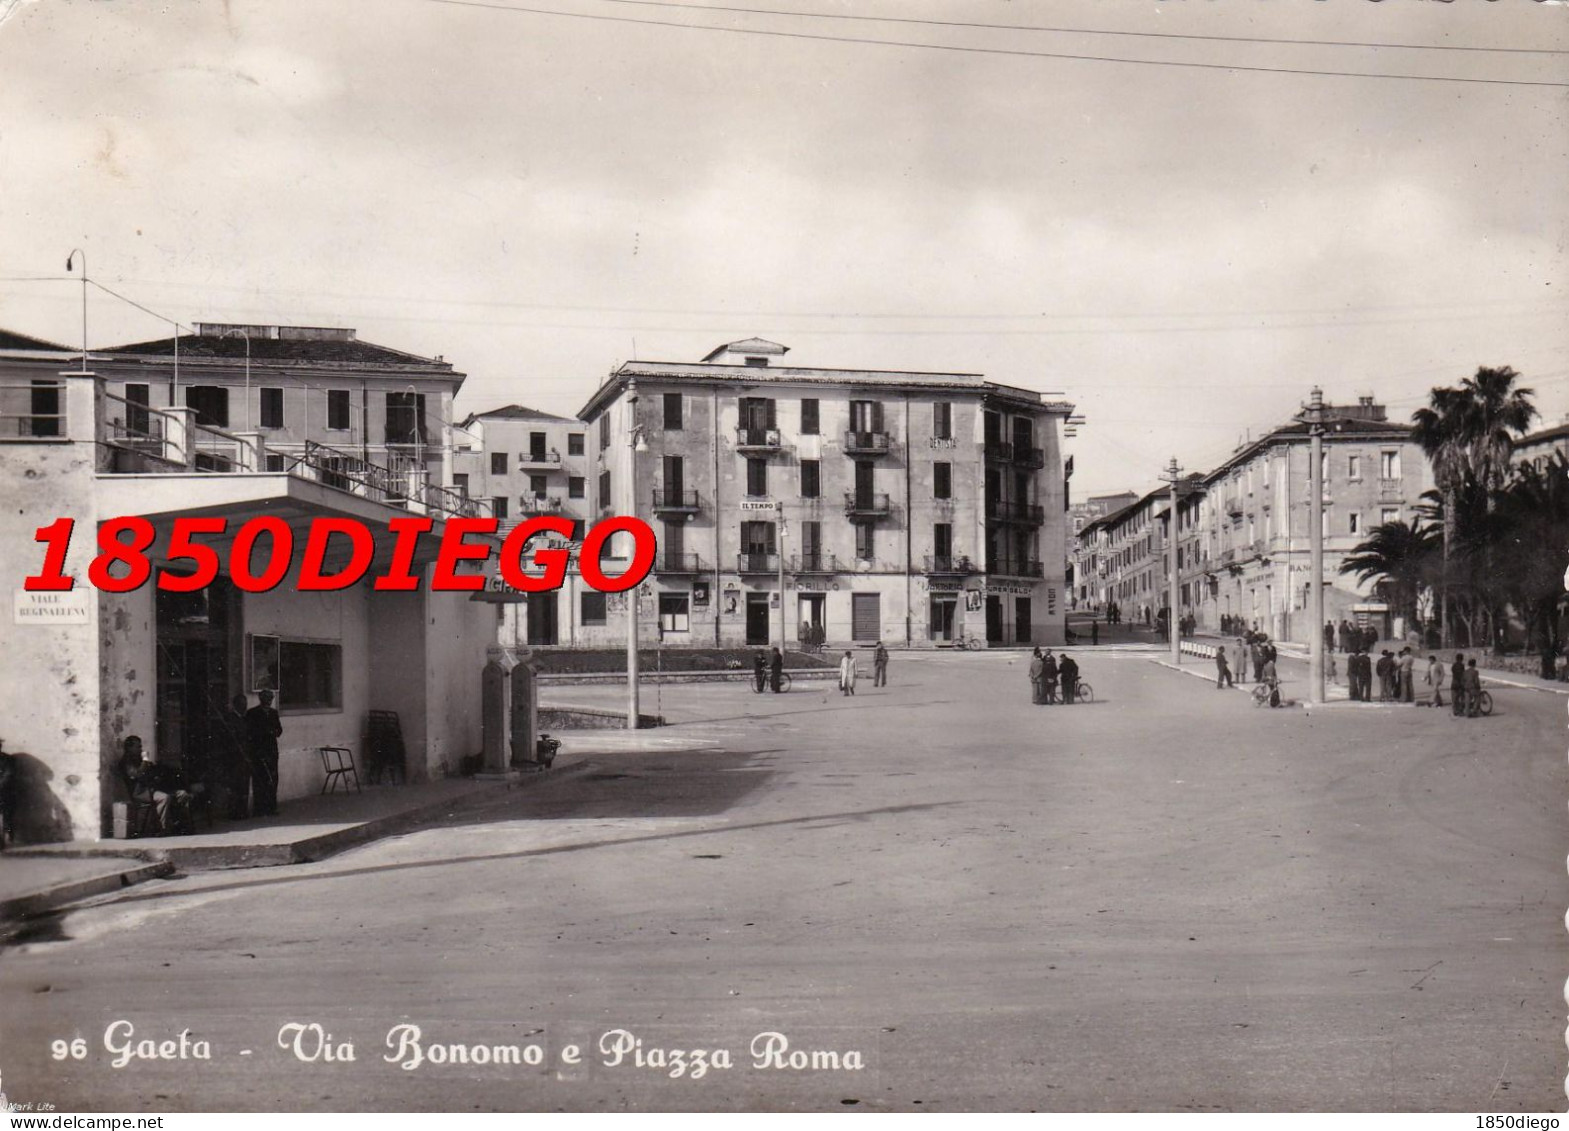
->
{"left": 0, "top": 860, "right": 175, "bottom": 923}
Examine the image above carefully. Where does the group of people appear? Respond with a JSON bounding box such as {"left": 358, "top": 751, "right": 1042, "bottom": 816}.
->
{"left": 116, "top": 689, "right": 284, "bottom": 837}
{"left": 1027, "top": 647, "right": 1081, "bottom": 705}
{"left": 1213, "top": 631, "right": 1282, "bottom": 706}
{"left": 753, "top": 642, "right": 889, "bottom": 697}
{"left": 1345, "top": 646, "right": 1420, "bottom": 702}
{"left": 1327, "top": 619, "right": 1386, "bottom": 655}
{"left": 1102, "top": 602, "right": 1124, "bottom": 626}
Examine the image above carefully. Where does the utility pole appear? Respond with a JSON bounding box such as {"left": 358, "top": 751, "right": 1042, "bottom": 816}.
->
{"left": 776, "top": 500, "right": 788, "bottom": 652}
{"left": 1304, "top": 386, "right": 1327, "bottom": 705}
{"left": 626, "top": 378, "right": 642, "bottom": 730}
{"left": 1164, "top": 457, "right": 1181, "bottom": 666}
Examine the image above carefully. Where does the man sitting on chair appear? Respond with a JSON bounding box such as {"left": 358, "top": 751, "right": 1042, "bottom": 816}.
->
{"left": 118, "top": 736, "right": 195, "bottom": 836}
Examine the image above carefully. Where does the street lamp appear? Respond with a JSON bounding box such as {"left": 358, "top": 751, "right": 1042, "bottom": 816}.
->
{"left": 1164, "top": 457, "right": 1181, "bottom": 666}
{"left": 64, "top": 250, "right": 87, "bottom": 373}
{"left": 626, "top": 378, "right": 647, "bottom": 729}
{"left": 1302, "top": 386, "right": 1328, "bottom": 705}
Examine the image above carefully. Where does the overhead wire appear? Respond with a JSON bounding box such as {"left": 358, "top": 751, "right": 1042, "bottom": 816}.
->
{"left": 426, "top": 0, "right": 1569, "bottom": 88}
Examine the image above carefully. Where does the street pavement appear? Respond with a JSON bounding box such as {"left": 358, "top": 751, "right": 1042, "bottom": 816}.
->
{"left": 0, "top": 650, "right": 1563, "bottom": 1112}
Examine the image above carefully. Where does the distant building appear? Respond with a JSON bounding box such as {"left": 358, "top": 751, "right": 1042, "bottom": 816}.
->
{"left": 1513, "top": 417, "right": 1569, "bottom": 472}
{"left": 1182, "top": 396, "right": 1431, "bottom": 642}
{"left": 1067, "top": 490, "right": 1138, "bottom": 610}
{"left": 1076, "top": 479, "right": 1202, "bottom": 628}
{"left": 569, "top": 338, "right": 1075, "bottom": 649}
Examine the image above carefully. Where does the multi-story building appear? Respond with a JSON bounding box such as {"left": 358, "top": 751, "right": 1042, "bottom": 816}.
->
{"left": 0, "top": 325, "right": 495, "bottom": 844}
{"left": 1077, "top": 479, "right": 1202, "bottom": 628}
{"left": 568, "top": 338, "right": 1074, "bottom": 649}
{"left": 1182, "top": 396, "right": 1431, "bottom": 642}
{"left": 452, "top": 404, "right": 592, "bottom": 530}
{"left": 1514, "top": 416, "right": 1569, "bottom": 472}
{"left": 1067, "top": 490, "right": 1138, "bottom": 610}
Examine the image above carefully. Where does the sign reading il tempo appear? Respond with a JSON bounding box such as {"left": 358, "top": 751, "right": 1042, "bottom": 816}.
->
{"left": 14, "top": 588, "right": 92, "bottom": 625}
{"left": 739, "top": 500, "right": 780, "bottom": 512}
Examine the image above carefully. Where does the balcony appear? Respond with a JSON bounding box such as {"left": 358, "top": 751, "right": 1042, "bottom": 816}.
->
{"left": 518, "top": 449, "right": 562, "bottom": 469}
{"left": 986, "top": 500, "right": 1045, "bottom": 525}
{"left": 1010, "top": 445, "right": 1045, "bottom": 470}
{"left": 990, "top": 559, "right": 1044, "bottom": 579}
{"left": 737, "top": 551, "right": 780, "bottom": 574}
{"left": 790, "top": 553, "right": 840, "bottom": 575}
{"left": 520, "top": 494, "right": 563, "bottom": 516}
{"left": 985, "top": 440, "right": 1013, "bottom": 463}
{"left": 735, "top": 427, "right": 783, "bottom": 452}
{"left": 657, "top": 551, "right": 705, "bottom": 575}
{"left": 651, "top": 486, "right": 700, "bottom": 515}
{"left": 924, "top": 554, "right": 977, "bottom": 576}
{"left": 1377, "top": 477, "right": 1403, "bottom": 502}
{"left": 843, "top": 430, "right": 892, "bottom": 456}
{"left": 843, "top": 491, "right": 892, "bottom": 518}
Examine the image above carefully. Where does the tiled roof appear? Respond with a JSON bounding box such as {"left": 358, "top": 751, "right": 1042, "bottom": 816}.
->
{"left": 0, "top": 328, "right": 72, "bottom": 351}
{"left": 101, "top": 333, "right": 452, "bottom": 368}
{"left": 462, "top": 404, "right": 580, "bottom": 426}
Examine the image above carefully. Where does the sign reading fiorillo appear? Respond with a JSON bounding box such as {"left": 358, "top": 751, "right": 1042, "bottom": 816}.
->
{"left": 21, "top": 515, "right": 657, "bottom": 596}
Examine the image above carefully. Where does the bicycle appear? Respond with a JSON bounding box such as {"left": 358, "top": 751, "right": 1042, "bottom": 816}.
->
{"left": 752, "top": 672, "right": 792, "bottom": 693}
{"left": 1251, "top": 682, "right": 1278, "bottom": 708}
{"left": 1071, "top": 679, "right": 1094, "bottom": 704}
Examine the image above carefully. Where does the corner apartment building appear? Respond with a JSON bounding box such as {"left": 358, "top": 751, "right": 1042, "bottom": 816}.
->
{"left": 568, "top": 338, "right": 1074, "bottom": 649}
{"left": 1179, "top": 396, "right": 1431, "bottom": 642}
{"left": 0, "top": 325, "right": 495, "bottom": 845}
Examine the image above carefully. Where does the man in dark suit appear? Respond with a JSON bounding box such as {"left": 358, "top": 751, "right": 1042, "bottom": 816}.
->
{"left": 1058, "top": 653, "right": 1079, "bottom": 705}
{"left": 245, "top": 690, "right": 283, "bottom": 816}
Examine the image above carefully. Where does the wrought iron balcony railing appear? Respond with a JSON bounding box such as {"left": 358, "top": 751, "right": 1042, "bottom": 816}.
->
{"left": 924, "top": 554, "right": 978, "bottom": 575}
{"left": 843, "top": 491, "right": 892, "bottom": 517}
{"left": 737, "top": 551, "right": 780, "bottom": 573}
{"left": 843, "top": 430, "right": 892, "bottom": 455}
{"left": 651, "top": 487, "right": 701, "bottom": 513}
{"left": 657, "top": 552, "right": 704, "bottom": 574}
{"left": 790, "top": 553, "right": 839, "bottom": 574}
{"left": 736, "top": 427, "right": 782, "bottom": 451}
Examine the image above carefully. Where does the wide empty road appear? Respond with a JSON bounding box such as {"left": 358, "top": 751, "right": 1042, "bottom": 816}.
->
{"left": 1, "top": 651, "right": 1563, "bottom": 1112}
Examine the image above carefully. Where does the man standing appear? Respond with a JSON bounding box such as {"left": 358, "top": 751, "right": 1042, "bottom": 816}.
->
{"left": 1233, "top": 638, "right": 1248, "bottom": 685}
{"left": 219, "top": 693, "right": 251, "bottom": 819}
{"left": 769, "top": 647, "right": 784, "bottom": 694}
{"left": 838, "top": 650, "right": 857, "bottom": 697}
{"left": 1451, "top": 654, "right": 1467, "bottom": 717}
{"left": 1397, "top": 647, "right": 1416, "bottom": 703}
{"left": 1464, "top": 659, "right": 1483, "bottom": 718}
{"left": 1029, "top": 647, "right": 1045, "bottom": 705}
{"left": 1215, "top": 647, "right": 1232, "bottom": 690}
{"left": 1091, "top": 619, "right": 1099, "bottom": 646}
{"left": 1041, "top": 649, "right": 1058, "bottom": 705}
{"left": 1058, "top": 653, "right": 1079, "bottom": 706}
{"left": 872, "top": 641, "right": 889, "bottom": 688}
{"left": 753, "top": 650, "right": 767, "bottom": 693}
{"left": 245, "top": 690, "right": 283, "bottom": 817}
{"left": 1324, "top": 621, "right": 1335, "bottom": 654}
{"left": 1424, "top": 654, "right": 1445, "bottom": 708}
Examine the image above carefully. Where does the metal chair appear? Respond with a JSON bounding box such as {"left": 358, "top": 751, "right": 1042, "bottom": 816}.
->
{"left": 318, "top": 746, "right": 360, "bottom": 794}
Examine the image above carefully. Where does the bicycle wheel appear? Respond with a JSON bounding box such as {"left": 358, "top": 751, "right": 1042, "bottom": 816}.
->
{"left": 1251, "top": 684, "right": 1270, "bottom": 707}
{"left": 1478, "top": 690, "right": 1493, "bottom": 716}
{"left": 966, "top": 637, "right": 985, "bottom": 651}
{"left": 779, "top": 673, "right": 793, "bottom": 693}
{"left": 1076, "top": 682, "right": 1094, "bottom": 703}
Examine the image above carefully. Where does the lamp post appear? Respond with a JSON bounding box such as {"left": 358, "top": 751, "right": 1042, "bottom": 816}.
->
{"left": 1165, "top": 457, "right": 1181, "bottom": 666}
{"left": 64, "top": 250, "right": 87, "bottom": 373}
{"left": 626, "top": 378, "right": 644, "bottom": 730}
{"left": 776, "top": 501, "right": 788, "bottom": 652}
{"left": 1304, "top": 386, "right": 1327, "bottom": 705}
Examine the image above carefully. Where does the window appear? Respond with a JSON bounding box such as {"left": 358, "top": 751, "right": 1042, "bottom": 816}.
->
{"left": 742, "top": 521, "right": 775, "bottom": 555}
{"left": 1382, "top": 508, "right": 1400, "bottom": 525}
{"left": 124, "top": 383, "right": 150, "bottom": 438}
{"left": 739, "top": 396, "right": 776, "bottom": 431}
{"left": 800, "top": 459, "right": 820, "bottom": 498}
{"left": 385, "top": 391, "right": 427, "bottom": 446}
{"left": 568, "top": 433, "right": 585, "bottom": 456}
{"left": 1348, "top": 512, "right": 1361, "bottom": 535}
{"left": 934, "top": 461, "right": 952, "bottom": 499}
{"left": 801, "top": 398, "right": 820, "bottom": 435}
{"left": 276, "top": 640, "right": 342, "bottom": 711}
{"left": 264, "top": 453, "right": 286, "bottom": 472}
{"left": 259, "top": 387, "right": 284, "bottom": 430}
{"left": 849, "top": 400, "right": 883, "bottom": 434}
{"left": 934, "top": 522, "right": 953, "bottom": 560}
{"left": 1347, "top": 453, "right": 1362, "bottom": 480}
{"left": 185, "top": 386, "right": 229, "bottom": 428}
{"left": 569, "top": 476, "right": 585, "bottom": 499}
{"left": 801, "top": 520, "right": 822, "bottom": 565}
{"left": 659, "top": 594, "right": 690, "bottom": 634}
{"left": 491, "top": 452, "right": 508, "bottom": 475}
{"left": 529, "top": 431, "right": 547, "bottom": 459}
{"left": 529, "top": 474, "right": 547, "bottom": 497}
{"left": 1380, "top": 451, "right": 1401, "bottom": 479}
{"left": 746, "top": 457, "right": 768, "bottom": 497}
{"left": 453, "top": 473, "right": 469, "bottom": 496}
{"left": 933, "top": 401, "right": 952, "bottom": 440}
{"left": 599, "top": 413, "right": 610, "bottom": 450}
{"left": 493, "top": 497, "right": 509, "bottom": 520}
{"left": 327, "top": 389, "right": 351, "bottom": 432}
{"left": 599, "top": 470, "right": 611, "bottom": 508}
{"left": 663, "top": 393, "right": 683, "bottom": 430}
{"left": 855, "top": 522, "right": 875, "bottom": 562}
{"left": 581, "top": 592, "right": 607, "bottom": 626}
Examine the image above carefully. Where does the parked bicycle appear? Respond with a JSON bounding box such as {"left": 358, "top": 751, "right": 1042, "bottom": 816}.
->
{"left": 752, "top": 672, "right": 792, "bottom": 693}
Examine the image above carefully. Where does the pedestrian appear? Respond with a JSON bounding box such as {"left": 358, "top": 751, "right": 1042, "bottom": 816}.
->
{"left": 1464, "top": 659, "right": 1483, "bottom": 718}
{"left": 1323, "top": 621, "right": 1334, "bottom": 653}
{"left": 752, "top": 650, "right": 767, "bottom": 693}
{"left": 1233, "top": 638, "right": 1247, "bottom": 684}
{"left": 1058, "top": 653, "right": 1079, "bottom": 705}
{"left": 838, "top": 650, "right": 858, "bottom": 696}
{"left": 1397, "top": 647, "right": 1416, "bottom": 703}
{"left": 1029, "top": 647, "right": 1045, "bottom": 705}
{"left": 245, "top": 689, "right": 283, "bottom": 817}
{"left": 769, "top": 646, "right": 784, "bottom": 694}
{"left": 1041, "top": 648, "right": 1059, "bottom": 705}
{"left": 1250, "top": 638, "right": 1264, "bottom": 683}
{"left": 1261, "top": 655, "right": 1281, "bottom": 707}
{"left": 1375, "top": 651, "right": 1393, "bottom": 701}
{"left": 1214, "top": 646, "right": 1232, "bottom": 689}
{"left": 1326, "top": 649, "right": 1338, "bottom": 686}
{"left": 1451, "top": 653, "right": 1467, "bottom": 717}
{"left": 1424, "top": 654, "right": 1445, "bottom": 708}
{"left": 219, "top": 692, "right": 251, "bottom": 820}
{"left": 873, "top": 641, "right": 889, "bottom": 688}
{"left": 1091, "top": 619, "right": 1099, "bottom": 646}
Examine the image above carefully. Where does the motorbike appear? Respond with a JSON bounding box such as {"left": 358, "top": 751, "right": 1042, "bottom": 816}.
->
{"left": 536, "top": 733, "right": 561, "bottom": 768}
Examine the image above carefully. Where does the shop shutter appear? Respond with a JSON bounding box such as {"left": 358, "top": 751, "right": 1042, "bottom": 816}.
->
{"left": 851, "top": 593, "right": 881, "bottom": 641}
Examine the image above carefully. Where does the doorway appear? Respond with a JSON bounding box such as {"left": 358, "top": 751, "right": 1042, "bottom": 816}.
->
{"left": 527, "top": 591, "right": 559, "bottom": 646}
{"left": 745, "top": 593, "right": 771, "bottom": 645}
{"left": 929, "top": 595, "right": 957, "bottom": 643}
{"left": 155, "top": 579, "right": 241, "bottom": 784}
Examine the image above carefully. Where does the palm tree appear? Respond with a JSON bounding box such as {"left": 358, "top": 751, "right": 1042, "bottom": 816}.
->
{"left": 1411, "top": 366, "right": 1538, "bottom": 645}
{"left": 1488, "top": 452, "right": 1569, "bottom": 676}
{"left": 1339, "top": 519, "right": 1440, "bottom": 629}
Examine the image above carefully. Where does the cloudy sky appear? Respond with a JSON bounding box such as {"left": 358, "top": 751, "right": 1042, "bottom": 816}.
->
{"left": 1, "top": 0, "right": 1564, "bottom": 496}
